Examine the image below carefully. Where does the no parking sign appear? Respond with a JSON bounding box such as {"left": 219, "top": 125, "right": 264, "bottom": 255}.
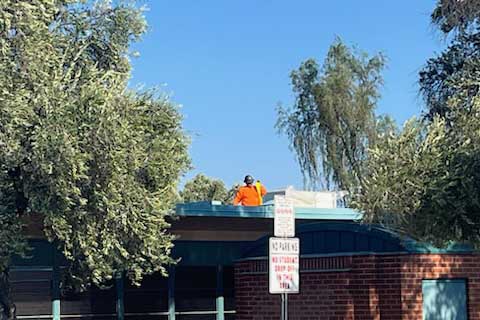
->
{"left": 269, "top": 237, "right": 299, "bottom": 294}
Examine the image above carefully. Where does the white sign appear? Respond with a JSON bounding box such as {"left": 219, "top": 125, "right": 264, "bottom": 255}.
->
{"left": 269, "top": 237, "right": 300, "bottom": 294}
{"left": 274, "top": 195, "right": 295, "bottom": 237}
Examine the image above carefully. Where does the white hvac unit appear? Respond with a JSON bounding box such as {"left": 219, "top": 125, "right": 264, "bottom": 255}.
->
{"left": 263, "top": 186, "right": 347, "bottom": 208}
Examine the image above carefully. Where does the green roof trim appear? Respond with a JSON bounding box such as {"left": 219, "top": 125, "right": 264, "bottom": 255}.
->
{"left": 402, "top": 239, "right": 474, "bottom": 254}
{"left": 241, "top": 222, "right": 475, "bottom": 259}
{"left": 175, "top": 201, "right": 362, "bottom": 220}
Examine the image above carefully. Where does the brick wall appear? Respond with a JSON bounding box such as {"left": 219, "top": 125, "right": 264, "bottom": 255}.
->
{"left": 234, "top": 254, "right": 480, "bottom": 320}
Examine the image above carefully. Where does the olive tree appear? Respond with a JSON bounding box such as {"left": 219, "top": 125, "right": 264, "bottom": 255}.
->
{"left": 0, "top": 1, "right": 190, "bottom": 317}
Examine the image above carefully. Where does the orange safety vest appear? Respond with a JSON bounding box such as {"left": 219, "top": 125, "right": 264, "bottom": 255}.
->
{"left": 233, "top": 182, "right": 267, "bottom": 206}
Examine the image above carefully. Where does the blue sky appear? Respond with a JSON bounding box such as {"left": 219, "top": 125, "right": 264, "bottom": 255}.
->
{"left": 130, "top": 0, "right": 445, "bottom": 191}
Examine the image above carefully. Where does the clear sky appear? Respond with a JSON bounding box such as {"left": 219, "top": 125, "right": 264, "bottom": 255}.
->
{"left": 130, "top": 0, "right": 445, "bottom": 191}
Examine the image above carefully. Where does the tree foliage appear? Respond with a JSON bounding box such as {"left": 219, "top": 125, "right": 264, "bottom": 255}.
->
{"left": 422, "top": 0, "right": 480, "bottom": 123}
{"left": 180, "top": 174, "right": 237, "bottom": 204}
{"left": 354, "top": 0, "right": 480, "bottom": 251}
{"left": 0, "top": 213, "right": 26, "bottom": 319}
{"left": 355, "top": 75, "right": 480, "bottom": 248}
{"left": 0, "top": 0, "right": 189, "bottom": 307}
{"left": 276, "top": 38, "right": 390, "bottom": 191}
{"left": 432, "top": 0, "right": 480, "bottom": 33}
{"left": 419, "top": 30, "right": 480, "bottom": 122}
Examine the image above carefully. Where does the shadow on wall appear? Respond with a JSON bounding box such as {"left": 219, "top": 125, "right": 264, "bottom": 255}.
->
{"left": 423, "top": 279, "right": 467, "bottom": 320}
{"left": 404, "top": 255, "right": 469, "bottom": 320}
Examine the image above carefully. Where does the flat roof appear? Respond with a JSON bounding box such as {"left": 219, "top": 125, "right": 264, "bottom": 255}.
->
{"left": 176, "top": 201, "right": 362, "bottom": 220}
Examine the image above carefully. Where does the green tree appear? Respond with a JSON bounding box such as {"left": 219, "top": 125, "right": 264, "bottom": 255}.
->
{"left": 354, "top": 77, "right": 480, "bottom": 248}
{"left": 225, "top": 184, "right": 240, "bottom": 204}
{"left": 431, "top": 0, "right": 480, "bottom": 33}
{"left": 355, "top": 0, "right": 480, "bottom": 250}
{"left": 276, "top": 38, "right": 390, "bottom": 191}
{"left": 0, "top": 1, "right": 189, "bottom": 317}
{"left": 180, "top": 174, "right": 237, "bottom": 204}
{"left": 0, "top": 213, "right": 27, "bottom": 319}
{"left": 421, "top": 0, "right": 480, "bottom": 123}
{"left": 419, "top": 31, "right": 480, "bottom": 122}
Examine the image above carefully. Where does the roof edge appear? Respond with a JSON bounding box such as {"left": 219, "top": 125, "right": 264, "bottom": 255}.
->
{"left": 175, "top": 202, "right": 362, "bottom": 220}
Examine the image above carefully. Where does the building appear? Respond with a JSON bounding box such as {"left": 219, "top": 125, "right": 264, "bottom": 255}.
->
{"left": 10, "top": 201, "right": 479, "bottom": 319}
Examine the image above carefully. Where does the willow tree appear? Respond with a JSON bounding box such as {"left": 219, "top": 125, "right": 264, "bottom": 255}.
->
{"left": 276, "top": 38, "right": 390, "bottom": 192}
{"left": 0, "top": 1, "right": 189, "bottom": 317}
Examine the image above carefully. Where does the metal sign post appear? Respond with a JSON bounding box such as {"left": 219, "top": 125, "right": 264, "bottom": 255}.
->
{"left": 280, "top": 293, "right": 288, "bottom": 320}
{"left": 285, "top": 293, "right": 288, "bottom": 320}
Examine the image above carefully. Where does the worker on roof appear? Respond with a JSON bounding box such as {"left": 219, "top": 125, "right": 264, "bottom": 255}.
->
{"left": 233, "top": 175, "right": 267, "bottom": 206}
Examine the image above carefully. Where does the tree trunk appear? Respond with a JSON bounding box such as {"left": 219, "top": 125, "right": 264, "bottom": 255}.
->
{"left": 0, "top": 269, "right": 16, "bottom": 320}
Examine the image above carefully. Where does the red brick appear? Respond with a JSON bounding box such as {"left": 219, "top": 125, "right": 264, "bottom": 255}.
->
{"left": 235, "top": 253, "right": 480, "bottom": 319}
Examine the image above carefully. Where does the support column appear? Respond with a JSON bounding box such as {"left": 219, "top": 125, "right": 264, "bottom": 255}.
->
{"left": 168, "top": 266, "right": 175, "bottom": 320}
{"left": 116, "top": 273, "right": 124, "bottom": 320}
{"left": 216, "top": 265, "right": 224, "bottom": 320}
{"left": 52, "top": 246, "right": 60, "bottom": 320}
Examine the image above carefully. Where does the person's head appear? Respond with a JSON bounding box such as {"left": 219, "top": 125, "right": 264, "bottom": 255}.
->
{"left": 244, "top": 175, "right": 254, "bottom": 185}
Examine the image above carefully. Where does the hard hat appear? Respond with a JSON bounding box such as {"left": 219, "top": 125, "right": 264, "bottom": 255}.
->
{"left": 244, "top": 175, "right": 254, "bottom": 184}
